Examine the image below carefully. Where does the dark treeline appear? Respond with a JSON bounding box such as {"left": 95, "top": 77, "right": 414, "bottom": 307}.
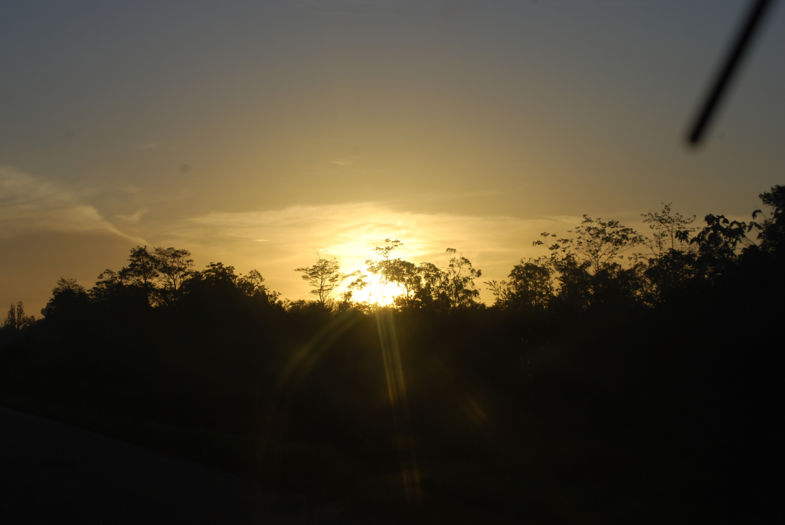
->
{"left": 2, "top": 187, "right": 784, "bottom": 523}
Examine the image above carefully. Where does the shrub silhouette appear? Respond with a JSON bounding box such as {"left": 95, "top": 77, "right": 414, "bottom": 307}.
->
{"left": 1, "top": 186, "right": 783, "bottom": 522}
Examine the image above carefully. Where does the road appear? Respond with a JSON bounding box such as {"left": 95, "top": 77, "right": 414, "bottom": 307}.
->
{"left": 0, "top": 407, "right": 348, "bottom": 524}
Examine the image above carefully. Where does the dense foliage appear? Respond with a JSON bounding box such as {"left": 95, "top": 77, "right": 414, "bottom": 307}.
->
{"left": 2, "top": 186, "right": 783, "bottom": 523}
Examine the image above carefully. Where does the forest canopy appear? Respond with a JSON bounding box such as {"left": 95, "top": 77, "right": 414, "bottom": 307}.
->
{"left": 4, "top": 185, "right": 782, "bottom": 327}
{"left": 1, "top": 186, "right": 783, "bottom": 522}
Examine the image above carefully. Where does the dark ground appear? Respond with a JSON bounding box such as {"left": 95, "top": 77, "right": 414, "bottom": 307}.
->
{"left": 0, "top": 407, "right": 364, "bottom": 524}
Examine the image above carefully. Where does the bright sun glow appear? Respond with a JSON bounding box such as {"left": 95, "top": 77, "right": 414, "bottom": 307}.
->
{"left": 322, "top": 231, "right": 423, "bottom": 307}
{"left": 345, "top": 271, "right": 406, "bottom": 306}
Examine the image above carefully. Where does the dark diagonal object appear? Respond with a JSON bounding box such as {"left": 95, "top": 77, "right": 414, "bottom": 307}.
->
{"left": 688, "top": 0, "right": 775, "bottom": 146}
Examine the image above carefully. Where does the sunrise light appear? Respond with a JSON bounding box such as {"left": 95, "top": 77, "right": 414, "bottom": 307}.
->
{"left": 343, "top": 271, "right": 406, "bottom": 307}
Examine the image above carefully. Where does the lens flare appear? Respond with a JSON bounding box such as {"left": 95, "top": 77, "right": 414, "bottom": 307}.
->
{"left": 375, "top": 310, "right": 422, "bottom": 501}
{"left": 346, "top": 272, "right": 406, "bottom": 306}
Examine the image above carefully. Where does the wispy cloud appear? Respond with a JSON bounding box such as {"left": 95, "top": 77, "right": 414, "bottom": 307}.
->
{"left": 0, "top": 166, "right": 143, "bottom": 242}
{"left": 163, "top": 201, "right": 578, "bottom": 300}
{"left": 329, "top": 158, "right": 356, "bottom": 167}
{"left": 116, "top": 208, "right": 150, "bottom": 224}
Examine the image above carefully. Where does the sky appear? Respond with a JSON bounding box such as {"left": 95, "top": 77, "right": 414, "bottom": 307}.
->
{"left": 1, "top": 0, "right": 784, "bottom": 313}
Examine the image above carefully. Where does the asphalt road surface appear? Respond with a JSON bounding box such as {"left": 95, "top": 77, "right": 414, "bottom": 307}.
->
{"left": 0, "top": 407, "right": 354, "bottom": 524}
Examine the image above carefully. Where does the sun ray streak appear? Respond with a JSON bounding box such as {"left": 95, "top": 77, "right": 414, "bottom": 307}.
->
{"left": 375, "top": 310, "right": 422, "bottom": 501}
{"left": 256, "top": 311, "right": 360, "bottom": 480}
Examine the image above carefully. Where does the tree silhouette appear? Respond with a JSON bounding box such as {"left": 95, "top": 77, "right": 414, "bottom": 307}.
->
{"left": 366, "top": 239, "right": 424, "bottom": 306}
{"left": 153, "top": 247, "right": 193, "bottom": 302}
{"left": 365, "top": 242, "right": 482, "bottom": 310}
{"left": 412, "top": 261, "right": 446, "bottom": 308}
{"left": 538, "top": 215, "right": 643, "bottom": 274}
{"left": 641, "top": 203, "right": 696, "bottom": 256}
{"left": 3, "top": 301, "right": 34, "bottom": 331}
{"left": 692, "top": 214, "right": 753, "bottom": 279}
{"left": 534, "top": 215, "right": 644, "bottom": 310}
{"left": 119, "top": 246, "right": 159, "bottom": 289}
{"left": 491, "top": 259, "right": 553, "bottom": 310}
{"left": 237, "top": 269, "right": 275, "bottom": 300}
{"left": 339, "top": 270, "right": 369, "bottom": 305}
{"left": 41, "top": 277, "right": 89, "bottom": 319}
{"left": 441, "top": 248, "right": 482, "bottom": 308}
{"left": 295, "top": 257, "right": 343, "bottom": 306}
{"left": 2, "top": 187, "right": 784, "bottom": 523}
{"left": 753, "top": 185, "right": 785, "bottom": 255}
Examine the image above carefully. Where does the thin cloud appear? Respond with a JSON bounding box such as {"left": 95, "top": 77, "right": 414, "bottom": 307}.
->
{"left": 116, "top": 208, "right": 150, "bottom": 224}
{"left": 0, "top": 166, "right": 143, "bottom": 242}
{"left": 163, "top": 201, "right": 578, "bottom": 301}
{"left": 329, "top": 158, "right": 356, "bottom": 167}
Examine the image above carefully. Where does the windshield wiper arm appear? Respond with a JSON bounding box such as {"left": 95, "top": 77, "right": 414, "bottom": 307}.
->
{"left": 688, "top": 0, "right": 776, "bottom": 146}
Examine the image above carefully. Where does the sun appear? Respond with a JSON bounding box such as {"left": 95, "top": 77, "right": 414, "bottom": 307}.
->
{"left": 346, "top": 272, "right": 406, "bottom": 306}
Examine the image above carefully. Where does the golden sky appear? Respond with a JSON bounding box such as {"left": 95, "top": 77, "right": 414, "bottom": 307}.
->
{"left": 1, "top": 1, "right": 784, "bottom": 313}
